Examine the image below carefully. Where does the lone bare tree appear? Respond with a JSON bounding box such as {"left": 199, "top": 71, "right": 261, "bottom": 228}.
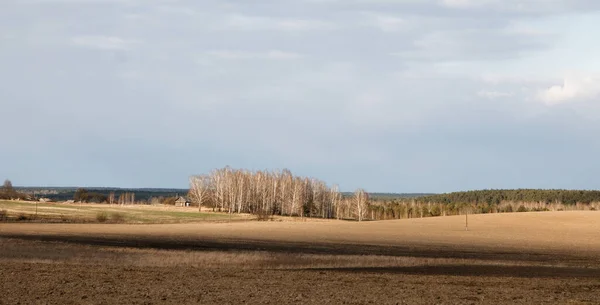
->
{"left": 1, "top": 179, "right": 15, "bottom": 199}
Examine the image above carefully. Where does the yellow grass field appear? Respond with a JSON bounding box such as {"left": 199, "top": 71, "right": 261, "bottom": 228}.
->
{"left": 2, "top": 211, "right": 600, "bottom": 304}
{"left": 0, "top": 200, "right": 250, "bottom": 223}
{"left": 2, "top": 211, "right": 599, "bottom": 254}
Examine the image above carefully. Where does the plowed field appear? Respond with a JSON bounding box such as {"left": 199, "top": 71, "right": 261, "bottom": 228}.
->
{"left": 2, "top": 211, "right": 600, "bottom": 304}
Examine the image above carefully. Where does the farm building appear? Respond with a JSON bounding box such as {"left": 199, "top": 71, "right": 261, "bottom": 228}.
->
{"left": 175, "top": 196, "right": 191, "bottom": 207}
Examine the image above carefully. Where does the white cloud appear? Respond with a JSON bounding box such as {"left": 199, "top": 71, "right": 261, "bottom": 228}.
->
{"left": 391, "top": 23, "right": 548, "bottom": 63}
{"left": 204, "top": 50, "right": 304, "bottom": 60}
{"left": 440, "top": 0, "right": 482, "bottom": 8}
{"left": 21, "top": 0, "right": 139, "bottom": 3}
{"left": 222, "top": 14, "right": 335, "bottom": 31}
{"left": 71, "top": 36, "right": 139, "bottom": 50}
{"left": 537, "top": 75, "right": 600, "bottom": 105}
{"left": 154, "top": 5, "right": 196, "bottom": 16}
{"left": 365, "top": 14, "right": 405, "bottom": 32}
{"left": 480, "top": 74, "right": 547, "bottom": 85}
{"left": 439, "top": 0, "right": 506, "bottom": 9}
{"left": 277, "top": 19, "right": 333, "bottom": 31}
{"left": 439, "top": 0, "right": 600, "bottom": 14}
{"left": 477, "top": 90, "right": 514, "bottom": 99}
{"left": 266, "top": 50, "right": 304, "bottom": 60}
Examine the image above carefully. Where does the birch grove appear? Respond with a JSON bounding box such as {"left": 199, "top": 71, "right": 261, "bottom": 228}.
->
{"left": 188, "top": 167, "right": 365, "bottom": 220}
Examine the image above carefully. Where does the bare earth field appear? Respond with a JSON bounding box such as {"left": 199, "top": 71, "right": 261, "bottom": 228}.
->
{"left": 2, "top": 211, "right": 600, "bottom": 304}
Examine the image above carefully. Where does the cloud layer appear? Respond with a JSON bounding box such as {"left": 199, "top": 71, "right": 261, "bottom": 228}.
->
{"left": 1, "top": 0, "right": 600, "bottom": 192}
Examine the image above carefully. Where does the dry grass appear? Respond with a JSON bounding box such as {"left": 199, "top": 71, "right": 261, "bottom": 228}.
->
{"left": 0, "top": 200, "right": 251, "bottom": 223}
{"left": 3, "top": 211, "right": 599, "bottom": 255}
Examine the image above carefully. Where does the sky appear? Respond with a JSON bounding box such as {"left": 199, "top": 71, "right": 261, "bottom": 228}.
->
{"left": 1, "top": 0, "right": 600, "bottom": 193}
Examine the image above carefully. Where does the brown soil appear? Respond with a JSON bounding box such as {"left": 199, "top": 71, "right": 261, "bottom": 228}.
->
{"left": 3, "top": 263, "right": 600, "bottom": 305}
{"left": 1, "top": 211, "right": 600, "bottom": 304}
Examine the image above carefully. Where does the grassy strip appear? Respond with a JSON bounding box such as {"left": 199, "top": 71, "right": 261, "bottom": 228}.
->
{"left": 0, "top": 200, "right": 243, "bottom": 224}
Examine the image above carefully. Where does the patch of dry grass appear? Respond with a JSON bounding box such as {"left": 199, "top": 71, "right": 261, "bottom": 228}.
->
{"left": 0, "top": 200, "right": 249, "bottom": 223}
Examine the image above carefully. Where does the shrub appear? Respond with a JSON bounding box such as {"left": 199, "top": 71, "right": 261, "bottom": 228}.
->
{"left": 110, "top": 212, "right": 125, "bottom": 223}
{"left": 421, "top": 206, "right": 429, "bottom": 217}
{"left": 479, "top": 205, "right": 491, "bottom": 214}
{"left": 162, "top": 197, "right": 177, "bottom": 205}
{"left": 517, "top": 205, "right": 528, "bottom": 213}
{"left": 17, "top": 214, "right": 28, "bottom": 221}
{"left": 0, "top": 209, "right": 7, "bottom": 221}
{"left": 96, "top": 212, "right": 108, "bottom": 223}
{"left": 429, "top": 205, "right": 442, "bottom": 217}
{"left": 256, "top": 209, "right": 273, "bottom": 221}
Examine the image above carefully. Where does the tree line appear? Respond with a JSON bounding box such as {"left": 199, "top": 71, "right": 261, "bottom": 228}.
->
{"left": 0, "top": 180, "right": 30, "bottom": 200}
{"left": 367, "top": 189, "right": 600, "bottom": 220}
{"left": 15, "top": 187, "right": 188, "bottom": 203}
{"left": 189, "top": 167, "right": 370, "bottom": 220}
{"left": 73, "top": 188, "right": 136, "bottom": 204}
{"left": 414, "top": 189, "right": 600, "bottom": 205}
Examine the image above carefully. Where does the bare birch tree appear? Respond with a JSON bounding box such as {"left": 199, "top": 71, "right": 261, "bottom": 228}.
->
{"left": 354, "top": 189, "right": 369, "bottom": 221}
{"left": 189, "top": 175, "right": 211, "bottom": 211}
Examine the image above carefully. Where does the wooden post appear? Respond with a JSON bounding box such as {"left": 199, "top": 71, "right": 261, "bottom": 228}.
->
{"left": 465, "top": 212, "right": 468, "bottom": 231}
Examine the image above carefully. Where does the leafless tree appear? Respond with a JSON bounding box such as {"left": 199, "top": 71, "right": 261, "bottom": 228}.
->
{"left": 331, "top": 185, "right": 342, "bottom": 220}
{"left": 117, "top": 192, "right": 135, "bottom": 205}
{"left": 1, "top": 179, "right": 15, "bottom": 199}
{"left": 188, "top": 167, "right": 357, "bottom": 219}
{"left": 354, "top": 189, "right": 369, "bottom": 221}
{"left": 189, "top": 175, "right": 211, "bottom": 211}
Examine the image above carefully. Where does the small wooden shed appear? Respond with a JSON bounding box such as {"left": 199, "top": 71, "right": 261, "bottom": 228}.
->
{"left": 175, "top": 196, "right": 191, "bottom": 207}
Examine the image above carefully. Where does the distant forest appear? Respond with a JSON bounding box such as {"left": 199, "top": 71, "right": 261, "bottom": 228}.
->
{"left": 410, "top": 189, "right": 600, "bottom": 205}
{"left": 353, "top": 193, "right": 434, "bottom": 200}
{"left": 15, "top": 187, "right": 188, "bottom": 203}
{"left": 368, "top": 189, "right": 600, "bottom": 220}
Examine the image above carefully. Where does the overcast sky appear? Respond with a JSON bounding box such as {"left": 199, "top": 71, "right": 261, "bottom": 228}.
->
{"left": 1, "top": 0, "right": 600, "bottom": 192}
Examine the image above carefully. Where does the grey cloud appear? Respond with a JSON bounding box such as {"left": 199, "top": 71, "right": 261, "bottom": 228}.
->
{"left": 439, "top": 0, "right": 600, "bottom": 14}
{"left": 392, "top": 27, "right": 552, "bottom": 62}
{"left": 2, "top": 0, "right": 600, "bottom": 190}
{"left": 71, "top": 36, "right": 140, "bottom": 50}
